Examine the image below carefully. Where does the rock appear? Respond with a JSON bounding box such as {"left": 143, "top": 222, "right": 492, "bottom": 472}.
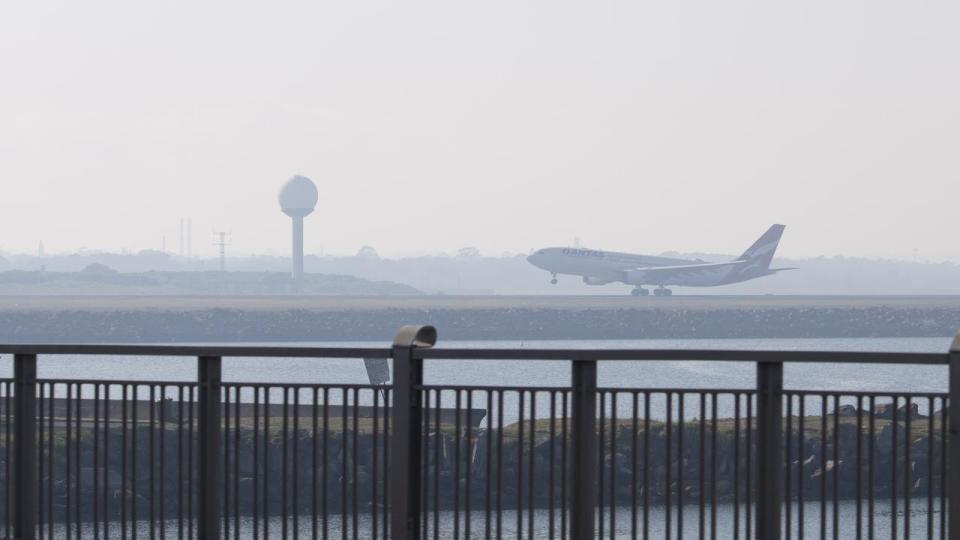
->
{"left": 835, "top": 404, "right": 858, "bottom": 417}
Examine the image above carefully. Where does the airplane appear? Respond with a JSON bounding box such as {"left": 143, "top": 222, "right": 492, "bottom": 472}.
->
{"left": 526, "top": 224, "right": 794, "bottom": 296}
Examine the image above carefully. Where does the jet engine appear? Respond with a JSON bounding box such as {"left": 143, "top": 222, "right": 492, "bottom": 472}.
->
{"left": 582, "top": 276, "right": 612, "bottom": 286}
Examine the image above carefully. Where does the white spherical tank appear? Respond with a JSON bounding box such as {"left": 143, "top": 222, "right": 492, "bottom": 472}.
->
{"left": 278, "top": 175, "right": 319, "bottom": 218}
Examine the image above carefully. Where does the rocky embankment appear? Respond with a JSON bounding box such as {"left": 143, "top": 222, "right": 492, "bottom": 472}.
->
{"left": 0, "top": 295, "right": 958, "bottom": 342}
{"left": 31, "top": 403, "right": 946, "bottom": 521}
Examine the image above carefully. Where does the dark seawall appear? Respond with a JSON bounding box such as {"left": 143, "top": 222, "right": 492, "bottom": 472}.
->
{"left": 28, "top": 406, "right": 946, "bottom": 522}
{"left": 0, "top": 295, "right": 958, "bottom": 342}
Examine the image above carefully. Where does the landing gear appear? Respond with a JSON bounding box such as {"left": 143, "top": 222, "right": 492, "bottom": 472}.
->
{"left": 550, "top": 273, "right": 558, "bottom": 285}
{"left": 631, "top": 287, "right": 649, "bottom": 297}
{"left": 653, "top": 287, "right": 673, "bottom": 297}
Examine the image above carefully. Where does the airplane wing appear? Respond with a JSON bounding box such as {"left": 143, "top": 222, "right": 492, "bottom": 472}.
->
{"left": 624, "top": 261, "right": 743, "bottom": 282}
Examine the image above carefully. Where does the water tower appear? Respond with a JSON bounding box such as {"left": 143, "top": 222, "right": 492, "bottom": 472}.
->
{"left": 278, "top": 175, "right": 318, "bottom": 280}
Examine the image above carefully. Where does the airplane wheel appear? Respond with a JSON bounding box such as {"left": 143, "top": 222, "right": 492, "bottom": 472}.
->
{"left": 632, "top": 288, "right": 649, "bottom": 297}
{"left": 550, "top": 278, "right": 558, "bottom": 285}
{"left": 664, "top": 288, "right": 673, "bottom": 296}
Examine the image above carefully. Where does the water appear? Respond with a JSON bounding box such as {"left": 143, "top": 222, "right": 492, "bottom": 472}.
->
{"left": 51, "top": 498, "right": 947, "bottom": 538}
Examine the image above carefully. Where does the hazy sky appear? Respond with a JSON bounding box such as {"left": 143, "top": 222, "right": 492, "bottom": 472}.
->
{"left": 1, "top": 1, "right": 957, "bottom": 260}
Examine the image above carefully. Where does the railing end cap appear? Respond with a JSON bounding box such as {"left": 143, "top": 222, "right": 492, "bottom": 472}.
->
{"left": 952, "top": 330, "right": 960, "bottom": 354}
{"left": 393, "top": 325, "right": 437, "bottom": 348}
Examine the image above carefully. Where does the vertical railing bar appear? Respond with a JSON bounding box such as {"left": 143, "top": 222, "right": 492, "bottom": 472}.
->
{"left": 497, "top": 391, "right": 504, "bottom": 540}
{"left": 570, "top": 359, "right": 598, "bottom": 540}
{"left": 150, "top": 384, "right": 156, "bottom": 540}
{"left": 465, "top": 390, "right": 473, "bottom": 540}
{"left": 352, "top": 387, "right": 359, "bottom": 540}
{"left": 550, "top": 390, "right": 557, "bottom": 540}
{"left": 252, "top": 387, "right": 260, "bottom": 540}
{"left": 869, "top": 395, "right": 875, "bottom": 540}
{"left": 104, "top": 383, "right": 111, "bottom": 540}
{"left": 262, "top": 386, "right": 270, "bottom": 540}
{"left": 734, "top": 393, "right": 741, "bottom": 540}
{"left": 820, "top": 396, "right": 827, "bottom": 539}
{"left": 700, "top": 394, "right": 706, "bottom": 540}
{"left": 927, "top": 396, "right": 934, "bottom": 540}
{"left": 756, "top": 361, "right": 783, "bottom": 540}
{"left": 178, "top": 385, "right": 185, "bottom": 540}
{"left": 389, "top": 326, "right": 433, "bottom": 540}
{"left": 36, "top": 381, "right": 44, "bottom": 539}
{"left": 122, "top": 384, "right": 129, "bottom": 540}
{"left": 13, "top": 354, "right": 38, "bottom": 540}
{"left": 596, "top": 390, "right": 604, "bottom": 540}
{"left": 857, "top": 395, "right": 864, "bottom": 540}
{"left": 518, "top": 389, "right": 526, "bottom": 540}
{"left": 340, "top": 388, "right": 348, "bottom": 540}
{"left": 833, "top": 395, "right": 840, "bottom": 540}
{"left": 46, "top": 383, "right": 53, "bottom": 540}
{"left": 785, "top": 393, "right": 792, "bottom": 540}
{"left": 746, "top": 394, "right": 752, "bottom": 540}
{"left": 905, "top": 396, "right": 912, "bottom": 540}
{"left": 798, "top": 394, "right": 805, "bottom": 540}
{"left": 223, "top": 385, "right": 231, "bottom": 540}
{"left": 432, "top": 390, "right": 440, "bottom": 540}
{"left": 280, "top": 386, "right": 288, "bottom": 539}
{"left": 892, "top": 396, "right": 899, "bottom": 539}
{"left": 372, "top": 387, "right": 380, "bottom": 540}
{"left": 610, "top": 392, "right": 617, "bottom": 540}
{"left": 711, "top": 392, "right": 718, "bottom": 540}
{"left": 234, "top": 387, "right": 241, "bottom": 540}
{"left": 67, "top": 382, "right": 75, "bottom": 539}
{"left": 94, "top": 383, "right": 100, "bottom": 539}
{"left": 530, "top": 390, "right": 537, "bottom": 540}
{"left": 312, "top": 386, "right": 319, "bottom": 540}
{"left": 643, "top": 392, "right": 650, "bottom": 540}
{"left": 323, "top": 387, "right": 329, "bottom": 540}
{"left": 73, "top": 383, "right": 80, "bottom": 540}
{"left": 485, "top": 389, "right": 493, "bottom": 540}
{"left": 4, "top": 380, "right": 11, "bottom": 540}
{"left": 421, "top": 389, "right": 430, "bottom": 540}
{"left": 679, "top": 392, "right": 685, "bottom": 540}
{"left": 666, "top": 393, "right": 673, "bottom": 540}
{"left": 947, "top": 342, "right": 959, "bottom": 540}
{"left": 197, "top": 355, "right": 223, "bottom": 540}
{"left": 631, "top": 392, "right": 638, "bottom": 540}
{"left": 189, "top": 385, "right": 195, "bottom": 540}
{"left": 940, "top": 394, "right": 947, "bottom": 540}
{"left": 294, "top": 387, "right": 300, "bottom": 539}
{"left": 455, "top": 390, "right": 462, "bottom": 540}
{"left": 561, "top": 390, "right": 568, "bottom": 540}
{"left": 282, "top": 386, "right": 289, "bottom": 540}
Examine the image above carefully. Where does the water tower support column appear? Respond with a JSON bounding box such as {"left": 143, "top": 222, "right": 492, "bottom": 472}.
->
{"left": 292, "top": 215, "right": 304, "bottom": 279}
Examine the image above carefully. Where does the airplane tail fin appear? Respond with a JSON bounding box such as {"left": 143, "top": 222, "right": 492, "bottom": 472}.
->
{"left": 737, "top": 224, "right": 786, "bottom": 269}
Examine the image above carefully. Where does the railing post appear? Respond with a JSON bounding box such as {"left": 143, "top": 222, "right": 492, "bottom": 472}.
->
{"left": 197, "top": 355, "right": 222, "bottom": 540}
{"left": 570, "top": 359, "right": 598, "bottom": 539}
{"left": 14, "top": 353, "right": 37, "bottom": 540}
{"left": 756, "top": 360, "right": 784, "bottom": 540}
{"left": 390, "top": 325, "right": 437, "bottom": 540}
{"left": 949, "top": 333, "right": 960, "bottom": 540}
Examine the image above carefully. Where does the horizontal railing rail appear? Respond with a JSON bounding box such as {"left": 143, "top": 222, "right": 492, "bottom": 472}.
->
{"left": 0, "top": 326, "right": 956, "bottom": 539}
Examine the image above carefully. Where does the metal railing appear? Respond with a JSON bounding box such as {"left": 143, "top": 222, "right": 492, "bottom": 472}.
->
{"left": 0, "top": 325, "right": 957, "bottom": 539}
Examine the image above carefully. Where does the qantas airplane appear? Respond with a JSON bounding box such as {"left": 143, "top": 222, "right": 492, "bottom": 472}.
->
{"left": 526, "top": 224, "right": 794, "bottom": 296}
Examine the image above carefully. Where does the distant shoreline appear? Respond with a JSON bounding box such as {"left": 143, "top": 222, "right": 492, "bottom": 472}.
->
{"left": 0, "top": 295, "right": 958, "bottom": 343}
